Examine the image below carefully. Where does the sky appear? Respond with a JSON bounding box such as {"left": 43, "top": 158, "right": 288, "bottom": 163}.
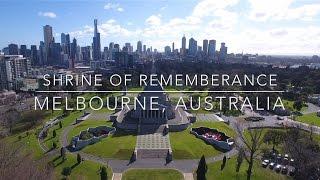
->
{"left": 1, "top": 0, "right": 320, "bottom": 55}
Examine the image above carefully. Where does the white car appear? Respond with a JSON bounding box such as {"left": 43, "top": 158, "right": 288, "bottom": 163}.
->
{"left": 262, "top": 160, "right": 270, "bottom": 168}
{"left": 269, "top": 162, "right": 276, "bottom": 169}
{"left": 275, "top": 164, "right": 282, "bottom": 172}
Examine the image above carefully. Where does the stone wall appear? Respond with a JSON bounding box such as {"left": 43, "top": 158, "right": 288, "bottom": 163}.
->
{"left": 70, "top": 126, "right": 116, "bottom": 151}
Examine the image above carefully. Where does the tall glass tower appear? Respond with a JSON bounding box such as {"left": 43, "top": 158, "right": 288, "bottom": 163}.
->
{"left": 92, "top": 19, "right": 101, "bottom": 61}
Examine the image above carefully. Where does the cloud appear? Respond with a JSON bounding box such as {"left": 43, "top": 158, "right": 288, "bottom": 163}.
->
{"left": 69, "top": 19, "right": 136, "bottom": 39}
{"left": 145, "top": 14, "right": 162, "bottom": 26}
{"left": 160, "top": 5, "right": 167, "bottom": 11}
{"left": 70, "top": 0, "right": 240, "bottom": 51}
{"left": 38, "top": 11, "right": 57, "bottom": 18}
{"left": 70, "top": 0, "right": 320, "bottom": 55}
{"left": 104, "top": 3, "right": 124, "bottom": 12}
{"left": 248, "top": 0, "right": 320, "bottom": 21}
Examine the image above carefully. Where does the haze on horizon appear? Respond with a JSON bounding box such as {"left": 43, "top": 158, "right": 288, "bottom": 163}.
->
{"left": 1, "top": 0, "right": 320, "bottom": 56}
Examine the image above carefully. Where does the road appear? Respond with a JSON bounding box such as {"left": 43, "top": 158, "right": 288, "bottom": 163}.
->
{"left": 38, "top": 104, "right": 320, "bottom": 180}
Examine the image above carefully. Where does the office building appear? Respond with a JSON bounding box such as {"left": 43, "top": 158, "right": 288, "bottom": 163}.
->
{"left": 8, "top": 44, "right": 19, "bottom": 55}
{"left": 92, "top": 19, "right": 101, "bottom": 60}
{"left": 0, "top": 55, "right": 31, "bottom": 90}
{"left": 203, "top": 39, "right": 208, "bottom": 55}
{"left": 181, "top": 35, "right": 186, "bottom": 55}
{"left": 208, "top": 40, "right": 216, "bottom": 60}
{"left": 188, "top": 38, "right": 197, "bottom": 56}
{"left": 219, "top": 42, "right": 228, "bottom": 61}
{"left": 137, "top": 41, "right": 142, "bottom": 54}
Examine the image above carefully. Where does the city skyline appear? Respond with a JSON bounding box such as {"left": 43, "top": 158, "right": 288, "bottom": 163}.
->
{"left": 1, "top": 0, "right": 320, "bottom": 55}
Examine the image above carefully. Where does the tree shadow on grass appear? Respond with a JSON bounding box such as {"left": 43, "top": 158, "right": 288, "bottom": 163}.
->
{"left": 54, "top": 157, "right": 66, "bottom": 167}
{"left": 71, "top": 162, "right": 80, "bottom": 170}
{"left": 112, "top": 130, "right": 137, "bottom": 137}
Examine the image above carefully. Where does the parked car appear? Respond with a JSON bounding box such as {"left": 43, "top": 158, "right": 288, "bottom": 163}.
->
{"left": 277, "top": 116, "right": 284, "bottom": 120}
{"left": 262, "top": 159, "right": 270, "bottom": 168}
{"left": 275, "top": 164, "right": 282, "bottom": 172}
{"left": 290, "top": 158, "right": 295, "bottom": 165}
{"left": 281, "top": 166, "right": 288, "bottom": 174}
{"left": 289, "top": 168, "right": 296, "bottom": 176}
{"left": 269, "top": 162, "right": 276, "bottom": 169}
{"left": 276, "top": 154, "right": 282, "bottom": 162}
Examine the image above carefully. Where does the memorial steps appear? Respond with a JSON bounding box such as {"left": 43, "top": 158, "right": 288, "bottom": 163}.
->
{"left": 135, "top": 124, "right": 172, "bottom": 159}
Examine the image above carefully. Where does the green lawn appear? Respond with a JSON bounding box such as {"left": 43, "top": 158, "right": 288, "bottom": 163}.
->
{"left": 296, "top": 112, "right": 320, "bottom": 127}
{"left": 3, "top": 110, "right": 65, "bottom": 159}
{"left": 203, "top": 157, "right": 289, "bottom": 180}
{"left": 52, "top": 154, "right": 112, "bottom": 180}
{"left": 3, "top": 128, "right": 44, "bottom": 159}
{"left": 122, "top": 169, "right": 183, "bottom": 180}
{"left": 67, "top": 119, "right": 136, "bottom": 160}
{"left": 81, "top": 128, "right": 136, "bottom": 159}
{"left": 43, "top": 111, "right": 82, "bottom": 149}
{"left": 170, "top": 121, "right": 236, "bottom": 159}
{"left": 283, "top": 99, "right": 307, "bottom": 112}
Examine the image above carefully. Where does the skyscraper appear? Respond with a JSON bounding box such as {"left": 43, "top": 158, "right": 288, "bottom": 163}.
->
{"left": 181, "top": 35, "right": 186, "bottom": 55}
{"left": 219, "top": 42, "right": 228, "bottom": 61}
{"left": 203, "top": 39, "right": 208, "bottom": 55}
{"left": 92, "top": 19, "right": 101, "bottom": 60}
{"left": 43, "top": 25, "right": 53, "bottom": 64}
{"left": 172, "top": 42, "right": 175, "bottom": 52}
{"left": 61, "top": 33, "right": 66, "bottom": 45}
{"left": 71, "top": 38, "right": 77, "bottom": 60}
{"left": 43, "top": 25, "right": 53, "bottom": 48}
{"left": 20, "top": 45, "right": 27, "bottom": 57}
{"left": 125, "top": 43, "right": 132, "bottom": 53}
{"left": 137, "top": 41, "right": 142, "bottom": 54}
{"left": 188, "top": 37, "right": 197, "bottom": 56}
{"left": 30, "top": 45, "right": 38, "bottom": 65}
{"left": 8, "top": 44, "right": 19, "bottom": 55}
{"left": 164, "top": 46, "right": 171, "bottom": 55}
{"left": 208, "top": 40, "right": 216, "bottom": 60}
{"left": 143, "top": 45, "right": 146, "bottom": 53}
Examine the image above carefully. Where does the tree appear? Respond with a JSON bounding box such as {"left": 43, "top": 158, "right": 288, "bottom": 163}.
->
{"left": 59, "top": 121, "right": 62, "bottom": 129}
{"left": 196, "top": 155, "right": 208, "bottom": 180}
{"left": 60, "top": 147, "right": 66, "bottom": 160}
{"left": 284, "top": 128, "right": 320, "bottom": 179}
{"left": 52, "top": 142, "right": 57, "bottom": 149}
{"left": 63, "top": 106, "right": 71, "bottom": 117}
{"left": 0, "top": 140, "right": 54, "bottom": 179}
{"left": 52, "top": 130, "right": 56, "bottom": 138}
{"left": 293, "top": 100, "right": 303, "bottom": 112}
{"left": 62, "top": 167, "right": 71, "bottom": 177}
{"left": 235, "top": 123, "right": 264, "bottom": 180}
{"left": 3, "top": 108, "right": 21, "bottom": 133}
{"left": 263, "top": 130, "right": 285, "bottom": 151}
{"left": 100, "top": 166, "right": 107, "bottom": 180}
{"left": 221, "top": 156, "right": 227, "bottom": 170}
{"left": 77, "top": 153, "right": 82, "bottom": 164}
{"left": 309, "top": 123, "right": 314, "bottom": 141}
{"left": 236, "top": 148, "right": 245, "bottom": 173}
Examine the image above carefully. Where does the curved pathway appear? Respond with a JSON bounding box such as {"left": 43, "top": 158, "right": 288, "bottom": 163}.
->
{"left": 38, "top": 110, "right": 320, "bottom": 180}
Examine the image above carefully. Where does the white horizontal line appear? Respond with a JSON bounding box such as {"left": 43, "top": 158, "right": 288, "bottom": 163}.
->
{"left": 36, "top": 90, "right": 284, "bottom": 93}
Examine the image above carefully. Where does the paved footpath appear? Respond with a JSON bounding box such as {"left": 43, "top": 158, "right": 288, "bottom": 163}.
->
{"left": 183, "top": 173, "right": 194, "bottom": 180}
{"left": 43, "top": 109, "right": 320, "bottom": 180}
{"left": 112, "top": 173, "right": 122, "bottom": 180}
